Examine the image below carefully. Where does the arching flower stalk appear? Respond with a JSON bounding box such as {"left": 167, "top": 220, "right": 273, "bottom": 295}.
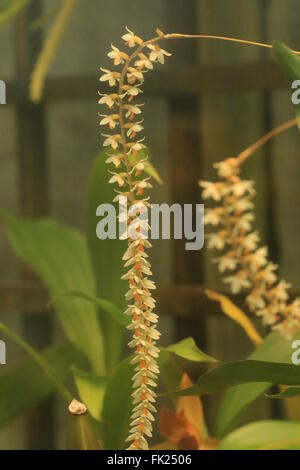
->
{"left": 99, "top": 28, "right": 300, "bottom": 449}
{"left": 200, "top": 154, "right": 300, "bottom": 339}
{"left": 99, "top": 27, "right": 171, "bottom": 450}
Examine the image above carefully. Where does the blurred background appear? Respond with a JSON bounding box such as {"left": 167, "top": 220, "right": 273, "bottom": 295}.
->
{"left": 0, "top": 0, "right": 299, "bottom": 449}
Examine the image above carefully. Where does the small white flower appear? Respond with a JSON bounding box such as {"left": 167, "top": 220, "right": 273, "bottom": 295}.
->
{"left": 133, "top": 178, "right": 152, "bottom": 195}
{"left": 135, "top": 53, "right": 153, "bottom": 70}
{"left": 124, "top": 104, "right": 144, "bottom": 119}
{"left": 246, "top": 289, "right": 266, "bottom": 311}
{"left": 224, "top": 271, "right": 251, "bottom": 294}
{"left": 240, "top": 232, "right": 260, "bottom": 251}
{"left": 127, "top": 67, "right": 144, "bottom": 84}
{"left": 214, "top": 158, "right": 239, "bottom": 179}
{"left": 127, "top": 139, "right": 146, "bottom": 155}
{"left": 105, "top": 153, "right": 122, "bottom": 168}
{"left": 207, "top": 230, "right": 227, "bottom": 250}
{"left": 99, "top": 114, "right": 119, "bottom": 129}
{"left": 252, "top": 246, "right": 268, "bottom": 267}
{"left": 102, "top": 133, "right": 121, "bottom": 149}
{"left": 288, "top": 298, "right": 300, "bottom": 319}
{"left": 100, "top": 68, "right": 120, "bottom": 87}
{"left": 255, "top": 263, "right": 278, "bottom": 285}
{"left": 126, "top": 121, "right": 144, "bottom": 138}
{"left": 230, "top": 196, "right": 254, "bottom": 213}
{"left": 200, "top": 181, "right": 226, "bottom": 201}
{"left": 109, "top": 172, "right": 127, "bottom": 187}
{"left": 234, "top": 212, "right": 255, "bottom": 232}
{"left": 231, "top": 180, "right": 255, "bottom": 197}
{"left": 122, "top": 26, "right": 143, "bottom": 48}
{"left": 215, "top": 252, "right": 238, "bottom": 272}
{"left": 147, "top": 44, "right": 171, "bottom": 64}
{"left": 267, "top": 280, "right": 291, "bottom": 302}
{"left": 107, "top": 44, "right": 128, "bottom": 65}
{"left": 205, "top": 208, "right": 224, "bottom": 226}
{"left": 257, "top": 305, "right": 278, "bottom": 326}
{"left": 122, "top": 84, "right": 143, "bottom": 98}
{"left": 98, "top": 93, "right": 119, "bottom": 108}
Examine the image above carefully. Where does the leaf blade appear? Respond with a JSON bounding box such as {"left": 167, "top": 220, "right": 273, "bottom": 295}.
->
{"left": 1, "top": 212, "right": 105, "bottom": 374}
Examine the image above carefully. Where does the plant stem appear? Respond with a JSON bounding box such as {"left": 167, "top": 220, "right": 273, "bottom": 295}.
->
{"left": 237, "top": 118, "right": 297, "bottom": 164}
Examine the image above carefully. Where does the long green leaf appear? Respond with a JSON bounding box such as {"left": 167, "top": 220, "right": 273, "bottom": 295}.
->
{"left": 0, "top": 323, "right": 72, "bottom": 402}
{"left": 72, "top": 366, "right": 107, "bottom": 421}
{"left": 0, "top": 343, "right": 83, "bottom": 428}
{"left": 216, "top": 331, "right": 298, "bottom": 437}
{"left": 164, "top": 360, "right": 300, "bottom": 399}
{"left": 1, "top": 212, "right": 105, "bottom": 374}
{"left": 52, "top": 291, "right": 129, "bottom": 327}
{"left": 101, "top": 356, "right": 134, "bottom": 450}
{"left": 164, "top": 337, "right": 217, "bottom": 363}
{"left": 218, "top": 420, "right": 300, "bottom": 450}
{"left": 273, "top": 41, "right": 300, "bottom": 130}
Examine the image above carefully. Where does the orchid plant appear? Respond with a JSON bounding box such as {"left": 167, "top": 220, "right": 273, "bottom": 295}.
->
{"left": 1, "top": 22, "right": 300, "bottom": 450}
{"left": 98, "top": 27, "right": 300, "bottom": 449}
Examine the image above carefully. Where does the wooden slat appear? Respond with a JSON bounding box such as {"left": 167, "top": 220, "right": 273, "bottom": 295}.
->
{"left": 5, "top": 61, "right": 287, "bottom": 105}
{"left": 14, "top": 3, "right": 54, "bottom": 450}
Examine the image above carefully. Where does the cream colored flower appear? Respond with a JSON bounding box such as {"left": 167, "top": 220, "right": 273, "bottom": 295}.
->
{"left": 147, "top": 44, "right": 171, "bottom": 64}
{"left": 214, "top": 157, "right": 239, "bottom": 179}
{"left": 105, "top": 153, "right": 122, "bottom": 168}
{"left": 231, "top": 180, "right": 255, "bottom": 197}
{"left": 246, "top": 289, "right": 266, "bottom": 311}
{"left": 127, "top": 139, "right": 146, "bottom": 155}
{"left": 267, "top": 280, "right": 291, "bottom": 302}
{"left": 205, "top": 207, "right": 224, "bottom": 226}
{"left": 224, "top": 271, "right": 251, "bottom": 294}
{"left": 230, "top": 196, "right": 254, "bottom": 213}
{"left": 124, "top": 103, "right": 144, "bottom": 119}
{"left": 234, "top": 212, "right": 255, "bottom": 232}
{"left": 207, "top": 230, "right": 227, "bottom": 250}
{"left": 100, "top": 68, "right": 120, "bottom": 87}
{"left": 240, "top": 232, "right": 260, "bottom": 251}
{"left": 102, "top": 133, "right": 121, "bottom": 149}
{"left": 122, "top": 26, "right": 143, "bottom": 48}
{"left": 215, "top": 252, "right": 238, "bottom": 272}
{"left": 126, "top": 121, "right": 144, "bottom": 138}
{"left": 98, "top": 93, "right": 119, "bottom": 108}
{"left": 200, "top": 181, "right": 226, "bottom": 201}
{"left": 135, "top": 53, "right": 153, "bottom": 70}
{"left": 127, "top": 67, "right": 144, "bottom": 83}
{"left": 99, "top": 114, "right": 119, "bottom": 129}
{"left": 108, "top": 44, "right": 128, "bottom": 65}
{"left": 108, "top": 172, "right": 127, "bottom": 187}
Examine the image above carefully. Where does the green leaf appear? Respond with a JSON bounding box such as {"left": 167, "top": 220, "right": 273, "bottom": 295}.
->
{"left": 72, "top": 366, "right": 107, "bottom": 421}
{"left": 164, "top": 360, "right": 300, "bottom": 399}
{"left": 266, "top": 387, "right": 300, "bottom": 400}
{"left": 0, "top": 323, "right": 72, "bottom": 402}
{"left": 216, "top": 331, "right": 298, "bottom": 438}
{"left": 101, "top": 356, "right": 134, "bottom": 450}
{"left": 164, "top": 337, "right": 217, "bottom": 363}
{"left": 68, "top": 414, "right": 101, "bottom": 450}
{"left": 1, "top": 212, "right": 105, "bottom": 374}
{"left": 0, "top": 0, "right": 31, "bottom": 28}
{"left": 0, "top": 343, "right": 83, "bottom": 428}
{"left": 273, "top": 41, "right": 300, "bottom": 130}
{"left": 218, "top": 420, "right": 300, "bottom": 450}
{"left": 53, "top": 291, "right": 129, "bottom": 327}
